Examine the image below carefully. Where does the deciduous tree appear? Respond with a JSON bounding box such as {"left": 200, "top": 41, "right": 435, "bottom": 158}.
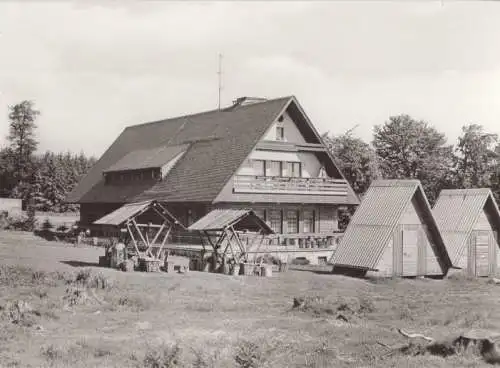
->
{"left": 372, "top": 114, "right": 453, "bottom": 203}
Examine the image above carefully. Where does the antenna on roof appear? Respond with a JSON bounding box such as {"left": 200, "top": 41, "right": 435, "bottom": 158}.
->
{"left": 217, "top": 53, "right": 223, "bottom": 111}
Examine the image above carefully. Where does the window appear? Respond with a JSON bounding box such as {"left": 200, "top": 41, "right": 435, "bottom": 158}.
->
{"left": 286, "top": 210, "right": 299, "bottom": 234}
{"left": 254, "top": 160, "right": 265, "bottom": 176}
{"left": 269, "top": 209, "right": 282, "bottom": 233}
{"left": 303, "top": 210, "right": 315, "bottom": 233}
{"left": 266, "top": 161, "right": 281, "bottom": 177}
{"left": 276, "top": 126, "right": 284, "bottom": 141}
{"left": 318, "top": 256, "right": 327, "bottom": 265}
{"left": 284, "top": 162, "right": 301, "bottom": 177}
{"left": 186, "top": 209, "right": 195, "bottom": 227}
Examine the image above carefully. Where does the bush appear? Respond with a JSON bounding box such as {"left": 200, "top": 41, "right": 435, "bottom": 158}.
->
{"left": 2, "top": 214, "right": 37, "bottom": 231}
{"left": 42, "top": 218, "right": 53, "bottom": 231}
{"left": 143, "top": 342, "right": 182, "bottom": 368}
{"left": 233, "top": 340, "right": 275, "bottom": 368}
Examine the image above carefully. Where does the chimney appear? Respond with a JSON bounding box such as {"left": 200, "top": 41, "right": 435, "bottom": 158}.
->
{"left": 231, "top": 96, "right": 268, "bottom": 107}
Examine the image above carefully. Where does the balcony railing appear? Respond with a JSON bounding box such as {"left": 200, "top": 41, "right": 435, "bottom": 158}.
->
{"left": 233, "top": 175, "right": 349, "bottom": 196}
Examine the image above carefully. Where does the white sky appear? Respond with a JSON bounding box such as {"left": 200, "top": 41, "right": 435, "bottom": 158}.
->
{"left": 1, "top": 1, "right": 499, "bottom": 157}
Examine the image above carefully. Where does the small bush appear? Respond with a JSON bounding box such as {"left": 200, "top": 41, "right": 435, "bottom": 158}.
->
{"left": 41, "top": 344, "right": 63, "bottom": 363}
{"left": 3, "top": 214, "right": 37, "bottom": 231}
{"left": 234, "top": 340, "right": 268, "bottom": 368}
{"left": 143, "top": 342, "right": 182, "bottom": 368}
{"left": 42, "top": 218, "right": 53, "bottom": 231}
{"left": 32, "top": 270, "right": 46, "bottom": 283}
{"left": 72, "top": 269, "right": 111, "bottom": 290}
{"left": 192, "top": 348, "right": 221, "bottom": 368}
{"left": 116, "top": 295, "right": 151, "bottom": 312}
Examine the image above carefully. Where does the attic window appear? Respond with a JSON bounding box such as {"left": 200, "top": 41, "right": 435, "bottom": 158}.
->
{"left": 276, "top": 126, "right": 284, "bottom": 141}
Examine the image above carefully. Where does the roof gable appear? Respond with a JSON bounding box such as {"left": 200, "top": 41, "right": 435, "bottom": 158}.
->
{"left": 433, "top": 188, "right": 500, "bottom": 266}
{"left": 213, "top": 97, "right": 359, "bottom": 204}
{"left": 332, "top": 180, "right": 450, "bottom": 271}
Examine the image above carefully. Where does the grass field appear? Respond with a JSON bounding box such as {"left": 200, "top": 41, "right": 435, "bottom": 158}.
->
{"left": 0, "top": 231, "right": 499, "bottom": 367}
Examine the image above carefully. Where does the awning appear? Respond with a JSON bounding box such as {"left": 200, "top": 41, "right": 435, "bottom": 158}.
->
{"left": 188, "top": 209, "right": 273, "bottom": 234}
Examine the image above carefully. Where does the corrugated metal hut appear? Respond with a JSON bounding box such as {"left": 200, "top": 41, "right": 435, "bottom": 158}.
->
{"left": 331, "top": 180, "right": 452, "bottom": 277}
{"left": 433, "top": 188, "right": 500, "bottom": 277}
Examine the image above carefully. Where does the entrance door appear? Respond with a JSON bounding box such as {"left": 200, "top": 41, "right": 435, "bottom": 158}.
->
{"left": 470, "top": 230, "right": 496, "bottom": 277}
{"left": 402, "top": 227, "right": 419, "bottom": 276}
{"left": 393, "top": 225, "right": 425, "bottom": 277}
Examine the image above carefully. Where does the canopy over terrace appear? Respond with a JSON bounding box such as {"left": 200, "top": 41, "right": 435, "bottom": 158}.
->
{"left": 93, "top": 200, "right": 185, "bottom": 260}
{"left": 188, "top": 209, "right": 274, "bottom": 264}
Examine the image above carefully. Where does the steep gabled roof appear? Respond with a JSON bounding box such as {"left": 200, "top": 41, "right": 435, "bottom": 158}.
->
{"left": 67, "top": 96, "right": 357, "bottom": 205}
{"left": 332, "top": 180, "right": 451, "bottom": 271}
{"left": 433, "top": 188, "right": 500, "bottom": 266}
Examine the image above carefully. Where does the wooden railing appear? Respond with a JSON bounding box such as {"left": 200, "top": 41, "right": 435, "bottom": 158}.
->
{"left": 233, "top": 175, "right": 349, "bottom": 196}
{"left": 168, "top": 229, "right": 343, "bottom": 249}
{"left": 238, "top": 231, "right": 344, "bottom": 248}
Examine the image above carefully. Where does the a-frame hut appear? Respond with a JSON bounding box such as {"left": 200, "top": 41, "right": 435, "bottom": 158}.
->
{"left": 331, "top": 180, "right": 452, "bottom": 278}
{"left": 433, "top": 188, "right": 500, "bottom": 277}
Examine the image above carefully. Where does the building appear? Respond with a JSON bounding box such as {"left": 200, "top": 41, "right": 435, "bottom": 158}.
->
{"left": 331, "top": 180, "right": 452, "bottom": 277}
{"left": 433, "top": 188, "right": 500, "bottom": 277}
{"left": 66, "top": 96, "right": 359, "bottom": 241}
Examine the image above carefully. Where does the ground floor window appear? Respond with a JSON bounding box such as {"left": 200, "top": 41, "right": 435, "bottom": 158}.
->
{"left": 268, "top": 209, "right": 282, "bottom": 233}
{"left": 303, "top": 210, "right": 315, "bottom": 233}
{"left": 286, "top": 210, "right": 299, "bottom": 233}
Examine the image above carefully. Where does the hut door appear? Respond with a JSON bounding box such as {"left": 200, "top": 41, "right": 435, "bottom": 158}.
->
{"left": 401, "top": 225, "right": 419, "bottom": 276}
{"left": 392, "top": 227, "right": 403, "bottom": 277}
{"left": 472, "top": 230, "right": 492, "bottom": 277}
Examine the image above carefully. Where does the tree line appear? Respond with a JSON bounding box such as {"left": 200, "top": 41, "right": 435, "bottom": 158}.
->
{"left": 0, "top": 101, "right": 96, "bottom": 212}
{"left": 323, "top": 115, "right": 500, "bottom": 205}
{"left": 1, "top": 99, "right": 499, "bottom": 214}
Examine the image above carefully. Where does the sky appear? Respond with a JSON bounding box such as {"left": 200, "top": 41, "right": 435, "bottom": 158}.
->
{"left": 1, "top": 1, "right": 500, "bottom": 157}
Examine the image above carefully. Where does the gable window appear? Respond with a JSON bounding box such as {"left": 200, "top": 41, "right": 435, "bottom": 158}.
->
{"left": 276, "top": 126, "right": 284, "bottom": 141}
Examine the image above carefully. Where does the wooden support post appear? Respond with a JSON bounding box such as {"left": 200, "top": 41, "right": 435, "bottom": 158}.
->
{"left": 223, "top": 229, "right": 237, "bottom": 261}
{"left": 127, "top": 222, "right": 141, "bottom": 257}
{"left": 132, "top": 219, "right": 151, "bottom": 257}
{"left": 231, "top": 226, "right": 246, "bottom": 255}
{"left": 151, "top": 222, "right": 166, "bottom": 246}
{"left": 155, "top": 224, "right": 172, "bottom": 261}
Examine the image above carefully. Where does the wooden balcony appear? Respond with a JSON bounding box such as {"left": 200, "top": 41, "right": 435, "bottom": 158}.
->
{"left": 233, "top": 175, "right": 349, "bottom": 196}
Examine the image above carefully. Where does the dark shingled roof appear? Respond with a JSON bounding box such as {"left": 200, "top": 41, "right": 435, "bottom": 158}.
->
{"left": 66, "top": 96, "right": 357, "bottom": 205}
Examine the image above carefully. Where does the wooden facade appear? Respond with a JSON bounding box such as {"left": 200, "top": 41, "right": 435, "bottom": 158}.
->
{"left": 367, "top": 197, "right": 443, "bottom": 277}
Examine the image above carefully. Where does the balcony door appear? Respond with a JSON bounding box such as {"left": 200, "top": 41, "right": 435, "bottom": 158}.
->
{"left": 266, "top": 161, "right": 281, "bottom": 177}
